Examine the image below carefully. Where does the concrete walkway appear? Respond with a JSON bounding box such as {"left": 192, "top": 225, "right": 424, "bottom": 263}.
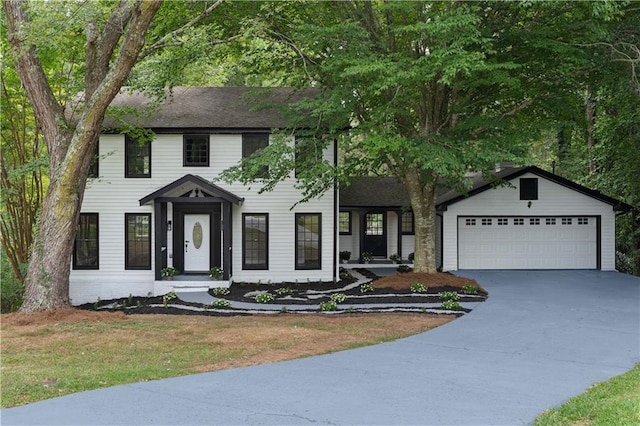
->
{"left": 3, "top": 270, "right": 639, "bottom": 425}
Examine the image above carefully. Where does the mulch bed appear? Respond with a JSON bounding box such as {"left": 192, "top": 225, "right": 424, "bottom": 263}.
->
{"left": 75, "top": 269, "right": 487, "bottom": 317}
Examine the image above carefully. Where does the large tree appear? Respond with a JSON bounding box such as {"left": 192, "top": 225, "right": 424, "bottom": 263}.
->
{"left": 222, "top": 1, "right": 622, "bottom": 273}
{"left": 3, "top": 0, "right": 237, "bottom": 311}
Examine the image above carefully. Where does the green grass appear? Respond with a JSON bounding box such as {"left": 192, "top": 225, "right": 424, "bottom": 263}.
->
{"left": 535, "top": 363, "right": 640, "bottom": 426}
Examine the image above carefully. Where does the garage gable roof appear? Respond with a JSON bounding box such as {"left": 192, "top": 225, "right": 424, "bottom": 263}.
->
{"left": 437, "top": 166, "right": 632, "bottom": 211}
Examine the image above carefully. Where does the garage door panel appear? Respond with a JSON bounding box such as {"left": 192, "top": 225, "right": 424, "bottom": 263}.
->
{"left": 459, "top": 217, "right": 597, "bottom": 269}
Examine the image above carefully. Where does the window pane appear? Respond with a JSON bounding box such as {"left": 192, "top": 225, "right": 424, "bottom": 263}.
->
{"left": 184, "top": 135, "right": 209, "bottom": 166}
{"left": 366, "top": 213, "right": 384, "bottom": 235}
{"left": 125, "top": 214, "right": 151, "bottom": 269}
{"left": 296, "top": 214, "right": 321, "bottom": 269}
{"left": 339, "top": 211, "right": 351, "bottom": 234}
{"left": 401, "top": 212, "right": 414, "bottom": 234}
{"left": 243, "top": 214, "right": 268, "bottom": 269}
{"left": 126, "top": 136, "right": 151, "bottom": 177}
{"left": 74, "top": 213, "right": 98, "bottom": 269}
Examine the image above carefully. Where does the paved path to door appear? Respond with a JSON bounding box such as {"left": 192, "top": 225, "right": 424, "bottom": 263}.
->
{"left": 3, "top": 270, "right": 639, "bottom": 425}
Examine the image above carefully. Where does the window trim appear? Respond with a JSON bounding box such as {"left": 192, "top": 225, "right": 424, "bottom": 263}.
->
{"left": 242, "top": 213, "right": 269, "bottom": 270}
{"left": 339, "top": 211, "right": 351, "bottom": 235}
{"left": 73, "top": 213, "right": 99, "bottom": 270}
{"left": 295, "top": 213, "right": 322, "bottom": 270}
{"left": 520, "top": 178, "right": 539, "bottom": 200}
{"left": 183, "top": 134, "right": 210, "bottom": 167}
{"left": 125, "top": 213, "right": 152, "bottom": 270}
{"left": 401, "top": 211, "right": 415, "bottom": 235}
{"left": 125, "top": 135, "right": 151, "bottom": 178}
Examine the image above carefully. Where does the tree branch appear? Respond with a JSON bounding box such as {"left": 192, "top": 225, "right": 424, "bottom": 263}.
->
{"left": 138, "top": 0, "right": 225, "bottom": 60}
{"left": 3, "top": 0, "right": 67, "bottom": 168}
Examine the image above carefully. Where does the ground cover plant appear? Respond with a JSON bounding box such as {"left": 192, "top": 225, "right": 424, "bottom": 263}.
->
{"left": 1, "top": 310, "right": 454, "bottom": 408}
{"left": 535, "top": 362, "right": 640, "bottom": 425}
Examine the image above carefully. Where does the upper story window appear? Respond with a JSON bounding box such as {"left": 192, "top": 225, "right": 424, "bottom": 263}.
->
{"left": 73, "top": 213, "right": 99, "bottom": 270}
{"left": 125, "top": 135, "right": 151, "bottom": 178}
{"left": 339, "top": 211, "right": 351, "bottom": 235}
{"left": 242, "top": 133, "right": 269, "bottom": 178}
{"left": 295, "top": 137, "right": 323, "bottom": 178}
{"left": 520, "top": 178, "right": 538, "bottom": 200}
{"left": 184, "top": 134, "right": 209, "bottom": 167}
{"left": 401, "top": 212, "right": 414, "bottom": 234}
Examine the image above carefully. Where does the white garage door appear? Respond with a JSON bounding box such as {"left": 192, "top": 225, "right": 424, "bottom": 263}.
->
{"left": 458, "top": 217, "right": 597, "bottom": 269}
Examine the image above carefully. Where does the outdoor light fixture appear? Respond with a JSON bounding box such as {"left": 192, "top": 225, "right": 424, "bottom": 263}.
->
{"left": 527, "top": 201, "right": 532, "bottom": 209}
{"left": 167, "top": 220, "right": 172, "bottom": 231}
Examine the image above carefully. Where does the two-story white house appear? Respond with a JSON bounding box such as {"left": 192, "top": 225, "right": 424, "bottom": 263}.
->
{"left": 70, "top": 87, "right": 337, "bottom": 304}
{"left": 70, "top": 87, "right": 630, "bottom": 305}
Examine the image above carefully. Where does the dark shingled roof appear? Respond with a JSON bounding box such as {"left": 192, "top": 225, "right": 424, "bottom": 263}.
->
{"left": 340, "top": 166, "right": 631, "bottom": 211}
{"left": 104, "top": 87, "right": 317, "bottom": 131}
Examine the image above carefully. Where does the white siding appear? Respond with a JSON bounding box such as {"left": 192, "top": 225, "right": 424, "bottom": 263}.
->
{"left": 441, "top": 172, "right": 616, "bottom": 271}
{"left": 70, "top": 133, "right": 336, "bottom": 304}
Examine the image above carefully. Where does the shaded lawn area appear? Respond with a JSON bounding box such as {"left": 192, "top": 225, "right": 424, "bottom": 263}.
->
{"left": 1, "top": 310, "right": 455, "bottom": 408}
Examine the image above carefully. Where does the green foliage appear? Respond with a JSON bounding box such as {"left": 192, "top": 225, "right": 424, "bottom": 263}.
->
{"left": 319, "top": 301, "right": 338, "bottom": 312}
{"left": 255, "top": 293, "right": 274, "bottom": 303}
{"left": 0, "top": 251, "right": 24, "bottom": 313}
{"left": 161, "top": 267, "right": 178, "bottom": 278}
{"left": 162, "top": 292, "right": 177, "bottom": 307}
{"left": 208, "top": 267, "right": 223, "bottom": 279}
{"left": 274, "top": 287, "right": 293, "bottom": 296}
{"left": 397, "top": 265, "right": 412, "bottom": 273}
{"left": 330, "top": 293, "right": 347, "bottom": 304}
{"left": 442, "top": 300, "right": 462, "bottom": 311}
{"left": 461, "top": 285, "right": 479, "bottom": 295}
{"left": 359, "top": 283, "right": 374, "bottom": 293}
{"left": 210, "top": 299, "right": 231, "bottom": 309}
{"left": 438, "top": 291, "right": 460, "bottom": 302}
{"left": 211, "top": 287, "right": 230, "bottom": 297}
{"left": 410, "top": 283, "right": 428, "bottom": 293}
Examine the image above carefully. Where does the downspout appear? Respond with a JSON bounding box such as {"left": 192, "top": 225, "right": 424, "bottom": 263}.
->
{"left": 333, "top": 138, "right": 338, "bottom": 281}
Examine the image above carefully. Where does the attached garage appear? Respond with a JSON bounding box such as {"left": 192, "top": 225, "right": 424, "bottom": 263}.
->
{"left": 438, "top": 166, "right": 630, "bottom": 271}
{"left": 457, "top": 216, "right": 598, "bottom": 269}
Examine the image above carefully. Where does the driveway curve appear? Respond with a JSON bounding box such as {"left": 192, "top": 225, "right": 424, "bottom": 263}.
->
{"left": 3, "top": 270, "right": 639, "bottom": 425}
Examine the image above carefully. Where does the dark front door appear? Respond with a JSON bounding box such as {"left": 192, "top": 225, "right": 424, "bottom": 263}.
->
{"left": 363, "top": 212, "right": 386, "bottom": 257}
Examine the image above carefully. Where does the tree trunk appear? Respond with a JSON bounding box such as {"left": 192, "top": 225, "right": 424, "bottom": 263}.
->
{"left": 4, "top": 0, "right": 162, "bottom": 312}
{"left": 404, "top": 169, "right": 438, "bottom": 274}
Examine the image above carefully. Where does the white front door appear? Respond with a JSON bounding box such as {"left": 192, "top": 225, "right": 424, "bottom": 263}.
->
{"left": 184, "top": 214, "right": 210, "bottom": 272}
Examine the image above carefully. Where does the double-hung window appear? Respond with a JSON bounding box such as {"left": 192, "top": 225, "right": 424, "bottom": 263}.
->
{"left": 184, "top": 134, "right": 210, "bottom": 167}
{"left": 125, "top": 135, "right": 151, "bottom": 177}
{"left": 401, "top": 212, "right": 414, "bottom": 234}
{"left": 73, "top": 213, "right": 99, "bottom": 269}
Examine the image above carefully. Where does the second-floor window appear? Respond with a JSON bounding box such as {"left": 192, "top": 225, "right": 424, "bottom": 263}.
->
{"left": 125, "top": 135, "right": 151, "bottom": 178}
{"left": 184, "top": 134, "right": 210, "bottom": 167}
{"left": 242, "top": 133, "right": 268, "bottom": 178}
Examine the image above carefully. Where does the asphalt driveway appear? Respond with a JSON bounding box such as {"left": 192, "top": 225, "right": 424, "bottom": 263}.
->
{"left": 3, "top": 270, "right": 639, "bottom": 425}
